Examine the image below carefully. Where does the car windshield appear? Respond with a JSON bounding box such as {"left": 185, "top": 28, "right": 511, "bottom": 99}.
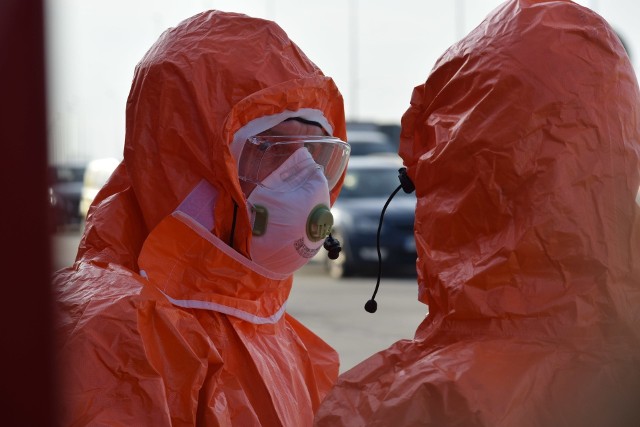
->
{"left": 348, "top": 142, "right": 395, "bottom": 156}
{"left": 339, "top": 167, "right": 412, "bottom": 199}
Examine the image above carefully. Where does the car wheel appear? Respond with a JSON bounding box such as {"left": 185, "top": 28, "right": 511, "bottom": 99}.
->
{"left": 326, "top": 232, "right": 355, "bottom": 279}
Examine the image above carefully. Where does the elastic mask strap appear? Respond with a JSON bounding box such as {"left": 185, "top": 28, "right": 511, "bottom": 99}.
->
{"left": 229, "top": 201, "right": 238, "bottom": 248}
{"left": 284, "top": 117, "right": 324, "bottom": 129}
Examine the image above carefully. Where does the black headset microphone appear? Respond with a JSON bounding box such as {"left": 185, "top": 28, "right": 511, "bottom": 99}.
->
{"left": 364, "top": 167, "right": 415, "bottom": 313}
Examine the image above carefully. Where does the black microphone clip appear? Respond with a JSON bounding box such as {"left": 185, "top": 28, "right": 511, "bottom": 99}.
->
{"left": 398, "top": 167, "right": 415, "bottom": 194}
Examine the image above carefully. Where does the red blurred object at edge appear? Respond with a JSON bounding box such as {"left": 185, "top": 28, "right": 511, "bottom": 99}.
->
{"left": 0, "top": 0, "right": 55, "bottom": 425}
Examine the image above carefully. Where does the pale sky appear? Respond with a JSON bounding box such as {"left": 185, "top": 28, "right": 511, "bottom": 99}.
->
{"left": 45, "top": 0, "right": 638, "bottom": 164}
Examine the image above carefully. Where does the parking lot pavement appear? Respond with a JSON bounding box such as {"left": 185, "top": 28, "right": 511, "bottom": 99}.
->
{"left": 289, "top": 271, "right": 426, "bottom": 373}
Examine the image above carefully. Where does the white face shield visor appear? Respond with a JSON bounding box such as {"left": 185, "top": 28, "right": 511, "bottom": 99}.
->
{"left": 237, "top": 135, "right": 351, "bottom": 192}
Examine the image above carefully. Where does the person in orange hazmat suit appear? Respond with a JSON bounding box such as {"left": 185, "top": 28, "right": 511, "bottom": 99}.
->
{"left": 53, "top": 10, "right": 351, "bottom": 426}
{"left": 314, "top": 1, "right": 640, "bottom": 426}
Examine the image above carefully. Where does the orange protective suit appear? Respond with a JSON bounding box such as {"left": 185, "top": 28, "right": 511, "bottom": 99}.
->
{"left": 53, "top": 11, "right": 347, "bottom": 426}
{"left": 314, "top": 1, "right": 640, "bottom": 426}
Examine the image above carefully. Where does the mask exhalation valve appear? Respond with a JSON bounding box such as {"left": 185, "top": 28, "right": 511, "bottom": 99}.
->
{"left": 307, "top": 204, "right": 333, "bottom": 242}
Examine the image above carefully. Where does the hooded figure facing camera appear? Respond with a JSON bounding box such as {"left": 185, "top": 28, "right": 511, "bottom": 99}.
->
{"left": 54, "top": 11, "right": 350, "bottom": 426}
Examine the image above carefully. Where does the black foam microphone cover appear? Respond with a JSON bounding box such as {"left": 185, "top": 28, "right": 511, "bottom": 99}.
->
{"left": 364, "top": 299, "right": 378, "bottom": 313}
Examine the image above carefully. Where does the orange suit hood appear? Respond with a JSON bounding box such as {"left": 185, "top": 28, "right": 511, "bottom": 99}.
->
{"left": 402, "top": 0, "right": 640, "bottom": 340}
{"left": 55, "top": 10, "right": 345, "bottom": 426}
{"left": 315, "top": 1, "right": 640, "bottom": 426}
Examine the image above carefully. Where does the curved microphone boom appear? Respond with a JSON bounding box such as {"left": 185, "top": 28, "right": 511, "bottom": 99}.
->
{"left": 364, "top": 167, "right": 415, "bottom": 313}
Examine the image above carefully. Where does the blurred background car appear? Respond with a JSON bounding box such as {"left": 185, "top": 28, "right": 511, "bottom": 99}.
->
{"left": 79, "top": 157, "right": 120, "bottom": 221}
{"left": 321, "top": 155, "right": 417, "bottom": 278}
{"left": 47, "top": 164, "right": 86, "bottom": 230}
{"left": 346, "top": 122, "right": 397, "bottom": 156}
{"left": 346, "top": 129, "right": 396, "bottom": 156}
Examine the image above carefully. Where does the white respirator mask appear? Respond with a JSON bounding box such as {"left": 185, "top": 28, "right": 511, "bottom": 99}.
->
{"left": 238, "top": 135, "right": 350, "bottom": 275}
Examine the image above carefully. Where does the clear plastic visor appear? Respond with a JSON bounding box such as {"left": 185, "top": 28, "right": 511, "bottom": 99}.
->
{"left": 237, "top": 135, "right": 351, "bottom": 191}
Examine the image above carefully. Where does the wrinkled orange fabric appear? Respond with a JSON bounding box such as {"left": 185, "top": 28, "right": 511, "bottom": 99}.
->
{"left": 314, "top": 1, "right": 640, "bottom": 426}
{"left": 53, "top": 10, "right": 347, "bottom": 426}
